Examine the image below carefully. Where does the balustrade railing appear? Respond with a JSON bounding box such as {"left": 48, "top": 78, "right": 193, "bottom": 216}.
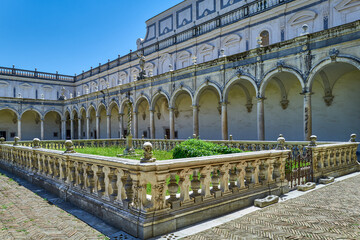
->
{"left": 0, "top": 141, "right": 289, "bottom": 238}
{"left": 0, "top": 66, "right": 74, "bottom": 81}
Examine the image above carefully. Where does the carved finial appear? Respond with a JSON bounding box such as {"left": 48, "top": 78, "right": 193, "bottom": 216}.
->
{"left": 350, "top": 134, "right": 357, "bottom": 142}
{"left": 64, "top": 140, "right": 76, "bottom": 153}
{"left": 276, "top": 135, "right": 286, "bottom": 150}
{"left": 164, "top": 135, "right": 167, "bottom": 140}
{"left": 33, "top": 138, "right": 41, "bottom": 148}
{"left": 229, "top": 135, "right": 233, "bottom": 141}
{"left": 0, "top": 137, "right": 5, "bottom": 144}
{"left": 142, "top": 134, "right": 145, "bottom": 139}
{"left": 13, "top": 137, "right": 19, "bottom": 146}
{"left": 193, "top": 134, "right": 197, "bottom": 139}
{"left": 309, "top": 135, "right": 317, "bottom": 146}
{"left": 140, "top": 142, "right": 156, "bottom": 163}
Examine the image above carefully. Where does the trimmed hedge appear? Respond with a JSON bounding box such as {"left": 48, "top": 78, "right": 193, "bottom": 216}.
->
{"left": 172, "top": 139, "right": 242, "bottom": 159}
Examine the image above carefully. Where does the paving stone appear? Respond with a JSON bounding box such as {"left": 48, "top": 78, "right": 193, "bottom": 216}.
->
{"left": 0, "top": 172, "right": 108, "bottom": 240}
{"left": 185, "top": 174, "right": 360, "bottom": 240}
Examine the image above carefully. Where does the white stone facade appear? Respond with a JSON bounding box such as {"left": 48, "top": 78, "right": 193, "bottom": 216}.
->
{"left": 0, "top": 0, "right": 359, "bottom": 142}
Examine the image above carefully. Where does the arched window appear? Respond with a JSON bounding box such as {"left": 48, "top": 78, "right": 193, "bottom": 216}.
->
{"left": 260, "top": 30, "right": 270, "bottom": 46}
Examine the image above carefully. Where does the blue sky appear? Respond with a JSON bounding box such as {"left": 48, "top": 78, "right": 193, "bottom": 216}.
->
{"left": 0, "top": 0, "right": 182, "bottom": 75}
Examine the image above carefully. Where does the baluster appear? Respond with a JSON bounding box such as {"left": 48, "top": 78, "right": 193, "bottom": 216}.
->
{"left": 236, "top": 162, "right": 247, "bottom": 190}
{"left": 47, "top": 156, "right": 53, "bottom": 177}
{"left": 114, "top": 168, "right": 126, "bottom": 205}
{"left": 200, "top": 166, "right": 213, "bottom": 200}
{"left": 167, "top": 172, "right": 180, "bottom": 209}
{"left": 66, "top": 160, "right": 76, "bottom": 186}
{"left": 83, "top": 164, "right": 94, "bottom": 193}
{"left": 102, "top": 166, "right": 113, "bottom": 201}
{"left": 191, "top": 169, "right": 201, "bottom": 202}
{"left": 74, "top": 161, "right": 83, "bottom": 188}
{"left": 229, "top": 165, "right": 238, "bottom": 193}
{"left": 179, "top": 169, "right": 193, "bottom": 205}
{"left": 219, "top": 164, "right": 231, "bottom": 195}
{"left": 124, "top": 173, "right": 134, "bottom": 209}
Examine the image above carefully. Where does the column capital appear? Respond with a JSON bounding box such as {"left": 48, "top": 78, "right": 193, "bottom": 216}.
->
{"left": 220, "top": 101, "right": 228, "bottom": 106}
{"left": 300, "top": 91, "right": 313, "bottom": 96}
{"left": 192, "top": 105, "right": 199, "bottom": 109}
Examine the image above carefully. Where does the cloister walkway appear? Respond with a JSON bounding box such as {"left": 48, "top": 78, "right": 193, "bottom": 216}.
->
{"left": 176, "top": 172, "right": 360, "bottom": 240}
{"left": 0, "top": 168, "right": 360, "bottom": 239}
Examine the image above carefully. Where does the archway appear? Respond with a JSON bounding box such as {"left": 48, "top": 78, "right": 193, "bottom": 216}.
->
{"left": 88, "top": 106, "right": 97, "bottom": 139}
{"left": 151, "top": 93, "right": 170, "bottom": 139}
{"left": 65, "top": 111, "right": 71, "bottom": 139}
{"left": 97, "top": 104, "right": 107, "bottom": 139}
{"left": 44, "top": 111, "right": 61, "bottom": 140}
{"left": 196, "top": 85, "right": 221, "bottom": 140}
{"left": 224, "top": 78, "right": 257, "bottom": 140}
{"left": 21, "top": 110, "right": 41, "bottom": 140}
{"left": 172, "top": 90, "right": 193, "bottom": 139}
{"left": 79, "top": 108, "right": 86, "bottom": 139}
{"left": 109, "top": 102, "right": 120, "bottom": 139}
{"left": 0, "top": 109, "right": 19, "bottom": 141}
{"left": 310, "top": 61, "right": 360, "bottom": 141}
{"left": 261, "top": 71, "right": 303, "bottom": 141}
{"left": 72, "top": 110, "right": 79, "bottom": 139}
{"left": 136, "top": 97, "right": 150, "bottom": 139}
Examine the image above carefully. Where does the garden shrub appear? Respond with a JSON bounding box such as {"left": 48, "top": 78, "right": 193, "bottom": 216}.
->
{"left": 172, "top": 138, "right": 242, "bottom": 159}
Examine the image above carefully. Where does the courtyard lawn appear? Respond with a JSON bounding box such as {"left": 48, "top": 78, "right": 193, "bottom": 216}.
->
{"left": 59, "top": 146, "right": 173, "bottom": 161}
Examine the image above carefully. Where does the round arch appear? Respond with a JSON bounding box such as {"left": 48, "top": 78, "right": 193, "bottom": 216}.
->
{"left": 306, "top": 57, "right": 360, "bottom": 91}
{"left": 0, "top": 107, "right": 19, "bottom": 119}
{"left": 193, "top": 83, "right": 222, "bottom": 106}
{"left": 260, "top": 67, "right": 305, "bottom": 97}
{"left": 224, "top": 75, "right": 258, "bottom": 102}
{"left": 170, "top": 88, "right": 194, "bottom": 108}
{"left": 151, "top": 91, "right": 170, "bottom": 111}
{"left": 135, "top": 95, "right": 150, "bottom": 113}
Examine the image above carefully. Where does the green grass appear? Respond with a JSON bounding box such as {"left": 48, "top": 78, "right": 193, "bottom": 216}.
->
{"left": 56, "top": 146, "right": 173, "bottom": 161}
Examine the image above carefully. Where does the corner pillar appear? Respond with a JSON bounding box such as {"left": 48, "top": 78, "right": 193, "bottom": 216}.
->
{"left": 86, "top": 117, "right": 90, "bottom": 139}
{"left": 70, "top": 118, "right": 74, "bottom": 140}
{"left": 78, "top": 118, "right": 82, "bottom": 139}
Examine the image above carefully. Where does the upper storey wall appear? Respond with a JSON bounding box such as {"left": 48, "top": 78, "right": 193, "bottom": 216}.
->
{"left": 139, "top": 0, "right": 253, "bottom": 48}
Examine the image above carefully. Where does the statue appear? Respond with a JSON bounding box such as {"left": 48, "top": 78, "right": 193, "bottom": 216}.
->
{"left": 59, "top": 87, "right": 66, "bottom": 100}
{"left": 136, "top": 52, "right": 147, "bottom": 80}
{"left": 64, "top": 140, "right": 76, "bottom": 153}
{"left": 140, "top": 142, "right": 156, "bottom": 163}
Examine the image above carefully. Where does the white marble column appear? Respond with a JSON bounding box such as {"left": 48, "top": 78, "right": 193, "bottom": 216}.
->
{"left": 40, "top": 119, "right": 44, "bottom": 140}
{"left": 133, "top": 112, "right": 138, "bottom": 138}
{"left": 303, "top": 92, "right": 312, "bottom": 141}
{"left": 78, "top": 118, "right": 82, "bottom": 139}
{"left": 70, "top": 118, "right": 74, "bottom": 140}
{"left": 257, "top": 98, "right": 265, "bottom": 141}
{"left": 17, "top": 119, "right": 21, "bottom": 140}
{"left": 119, "top": 114, "right": 124, "bottom": 138}
{"left": 150, "top": 110, "right": 155, "bottom": 139}
{"left": 106, "top": 115, "right": 111, "bottom": 139}
{"left": 86, "top": 117, "right": 90, "bottom": 139}
{"left": 193, "top": 105, "right": 199, "bottom": 137}
{"left": 169, "top": 108, "right": 175, "bottom": 139}
{"left": 96, "top": 115, "right": 100, "bottom": 139}
{"left": 221, "top": 102, "right": 228, "bottom": 140}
